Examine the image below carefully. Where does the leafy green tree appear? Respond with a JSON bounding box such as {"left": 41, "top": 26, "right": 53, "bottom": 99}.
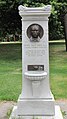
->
{"left": 0, "top": 0, "right": 67, "bottom": 43}
{"left": 0, "top": 0, "right": 21, "bottom": 39}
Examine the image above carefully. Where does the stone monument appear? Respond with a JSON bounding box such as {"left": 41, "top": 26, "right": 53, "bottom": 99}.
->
{"left": 10, "top": 5, "right": 63, "bottom": 119}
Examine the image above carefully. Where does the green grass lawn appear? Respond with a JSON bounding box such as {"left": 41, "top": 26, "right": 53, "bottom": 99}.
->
{"left": 0, "top": 43, "right": 22, "bottom": 101}
{"left": 49, "top": 43, "right": 67, "bottom": 99}
{"left": 0, "top": 42, "right": 67, "bottom": 101}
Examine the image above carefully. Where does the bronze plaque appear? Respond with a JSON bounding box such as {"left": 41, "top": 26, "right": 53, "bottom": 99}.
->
{"left": 28, "top": 65, "right": 44, "bottom": 71}
{"left": 27, "top": 24, "right": 44, "bottom": 42}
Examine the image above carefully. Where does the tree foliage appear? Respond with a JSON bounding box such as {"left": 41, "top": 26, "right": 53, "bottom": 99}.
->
{"left": 0, "top": 0, "right": 67, "bottom": 40}
{"left": 0, "top": 0, "right": 21, "bottom": 39}
{"left": 49, "top": 2, "right": 67, "bottom": 40}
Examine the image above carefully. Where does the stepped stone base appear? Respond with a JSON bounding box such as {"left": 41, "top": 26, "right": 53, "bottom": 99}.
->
{"left": 10, "top": 105, "right": 63, "bottom": 119}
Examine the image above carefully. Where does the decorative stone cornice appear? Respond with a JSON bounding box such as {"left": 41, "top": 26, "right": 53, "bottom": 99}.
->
{"left": 18, "top": 5, "right": 51, "bottom": 18}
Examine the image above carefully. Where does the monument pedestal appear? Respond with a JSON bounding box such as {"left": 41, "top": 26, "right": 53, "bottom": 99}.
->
{"left": 15, "top": 94, "right": 55, "bottom": 116}
{"left": 10, "top": 105, "right": 63, "bottom": 119}
{"left": 10, "top": 5, "right": 63, "bottom": 119}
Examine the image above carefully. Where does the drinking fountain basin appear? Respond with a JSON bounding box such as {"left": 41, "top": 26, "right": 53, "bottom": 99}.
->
{"left": 24, "top": 72, "right": 47, "bottom": 81}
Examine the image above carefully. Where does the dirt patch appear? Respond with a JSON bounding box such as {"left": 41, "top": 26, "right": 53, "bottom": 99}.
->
{"left": 0, "top": 101, "right": 15, "bottom": 119}
{"left": 56, "top": 100, "right": 67, "bottom": 119}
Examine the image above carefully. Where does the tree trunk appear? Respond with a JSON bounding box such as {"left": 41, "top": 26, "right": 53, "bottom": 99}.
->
{"left": 64, "top": 14, "right": 67, "bottom": 51}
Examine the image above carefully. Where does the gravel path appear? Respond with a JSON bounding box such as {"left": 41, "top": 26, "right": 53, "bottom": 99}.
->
{"left": 0, "top": 101, "right": 15, "bottom": 119}
{"left": 56, "top": 100, "right": 67, "bottom": 119}
{"left": 0, "top": 100, "right": 67, "bottom": 119}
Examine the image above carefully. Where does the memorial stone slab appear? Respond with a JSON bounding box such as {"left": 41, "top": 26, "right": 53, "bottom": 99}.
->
{"left": 10, "top": 5, "right": 63, "bottom": 119}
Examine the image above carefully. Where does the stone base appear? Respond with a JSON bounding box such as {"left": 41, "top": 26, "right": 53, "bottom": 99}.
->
{"left": 17, "top": 97, "right": 55, "bottom": 116}
{"left": 10, "top": 105, "right": 63, "bottom": 119}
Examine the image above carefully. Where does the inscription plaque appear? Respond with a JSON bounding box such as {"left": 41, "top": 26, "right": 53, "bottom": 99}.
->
{"left": 28, "top": 65, "right": 44, "bottom": 71}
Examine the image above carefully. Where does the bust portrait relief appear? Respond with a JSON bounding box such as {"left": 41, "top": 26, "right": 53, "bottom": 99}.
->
{"left": 27, "top": 24, "right": 44, "bottom": 42}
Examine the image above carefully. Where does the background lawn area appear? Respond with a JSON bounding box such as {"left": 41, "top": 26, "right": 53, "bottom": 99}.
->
{"left": 0, "top": 43, "right": 22, "bottom": 101}
{"left": 0, "top": 42, "right": 67, "bottom": 101}
{"left": 49, "top": 43, "right": 67, "bottom": 99}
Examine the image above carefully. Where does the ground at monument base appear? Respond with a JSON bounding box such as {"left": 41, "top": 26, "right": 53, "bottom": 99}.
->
{"left": 10, "top": 105, "right": 63, "bottom": 119}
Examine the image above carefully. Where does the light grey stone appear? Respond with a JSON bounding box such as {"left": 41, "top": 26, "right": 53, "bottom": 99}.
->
{"left": 10, "top": 5, "right": 63, "bottom": 119}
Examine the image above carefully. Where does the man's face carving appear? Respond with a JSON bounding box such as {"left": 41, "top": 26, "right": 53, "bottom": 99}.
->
{"left": 31, "top": 25, "right": 40, "bottom": 38}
